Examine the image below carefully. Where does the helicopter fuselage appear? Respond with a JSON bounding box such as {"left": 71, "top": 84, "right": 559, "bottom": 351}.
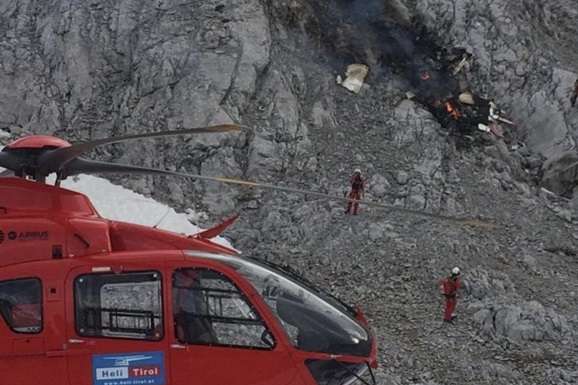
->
{"left": 0, "top": 177, "right": 377, "bottom": 385}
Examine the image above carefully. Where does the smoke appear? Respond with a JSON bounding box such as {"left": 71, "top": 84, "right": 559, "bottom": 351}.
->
{"left": 306, "top": 0, "right": 457, "bottom": 99}
{"left": 342, "top": 0, "right": 386, "bottom": 24}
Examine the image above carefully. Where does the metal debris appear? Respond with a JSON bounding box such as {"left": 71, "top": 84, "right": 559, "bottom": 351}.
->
{"left": 338, "top": 64, "right": 369, "bottom": 94}
{"left": 458, "top": 92, "right": 475, "bottom": 105}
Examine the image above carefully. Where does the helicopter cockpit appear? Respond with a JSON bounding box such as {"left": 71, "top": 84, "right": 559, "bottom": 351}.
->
{"left": 192, "top": 252, "right": 376, "bottom": 385}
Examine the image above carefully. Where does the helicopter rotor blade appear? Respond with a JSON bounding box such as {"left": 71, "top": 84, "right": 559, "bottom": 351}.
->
{"left": 60, "top": 159, "right": 496, "bottom": 229}
{"left": 200, "top": 177, "right": 496, "bottom": 229}
{"left": 38, "top": 124, "right": 240, "bottom": 177}
{"left": 62, "top": 158, "right": 180, "bottom": 177}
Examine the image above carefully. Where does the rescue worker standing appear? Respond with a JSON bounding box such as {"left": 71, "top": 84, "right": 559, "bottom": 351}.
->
{"left": 345, "top": 169, "right": 365, "bottom": 215}
{"left": 440, "top": 267, "right": 461, "bottom": 323}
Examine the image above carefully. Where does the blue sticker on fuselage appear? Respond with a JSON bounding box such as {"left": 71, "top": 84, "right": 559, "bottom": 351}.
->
{"left": 92, "top": 351, "right": 165, "bottom": 385}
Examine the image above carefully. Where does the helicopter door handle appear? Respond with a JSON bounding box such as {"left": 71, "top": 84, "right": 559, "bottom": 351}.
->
{"left": 68, "top": 338, "right": 95, "bottom": 347}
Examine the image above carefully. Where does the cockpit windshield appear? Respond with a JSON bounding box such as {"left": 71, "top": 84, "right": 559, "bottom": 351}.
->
{"left": 195, "top": 253, "right": 371, "bottom": 357}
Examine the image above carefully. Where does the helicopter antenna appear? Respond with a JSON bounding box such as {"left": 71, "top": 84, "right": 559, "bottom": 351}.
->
{"left": 152, "top": 207, "right": 172, "bottom": 229}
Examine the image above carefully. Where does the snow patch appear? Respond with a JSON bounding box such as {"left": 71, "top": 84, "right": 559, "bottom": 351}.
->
{"left": 0, "top": 148, "right": 232, "bottom": 248}
{"left": 58, "top": 175, "right": 232, "bottom": 248}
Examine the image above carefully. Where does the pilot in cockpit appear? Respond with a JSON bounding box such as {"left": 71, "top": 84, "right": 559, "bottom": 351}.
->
{"left": 173, "top": 269, "right": 217, "bottom": 344}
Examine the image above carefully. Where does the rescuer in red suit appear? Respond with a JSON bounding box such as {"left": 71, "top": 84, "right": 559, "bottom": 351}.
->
{"left": 440, "top": 267, "right": 461, "bottom": 323}
{"left": 345, "top": 169, "right": 365, "bottom": 215}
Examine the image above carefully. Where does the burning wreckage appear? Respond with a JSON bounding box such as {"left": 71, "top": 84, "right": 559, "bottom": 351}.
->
{"left": 337, "top": 47, "right": 516, "bottom": 144}
{"left": 409, "top": 48, "right": 516, "bottom": 143}
{"left": 431, "top": 92, "right": 515, "bottom": 140}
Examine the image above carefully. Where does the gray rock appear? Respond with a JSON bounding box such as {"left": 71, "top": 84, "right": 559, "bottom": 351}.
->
{"left": 546, "top": 368, "right": 578, "bottom": 385}
{"left": 464, "top": 268, "right": 515, "bottom": 300}
{"left": 396, "top": 171, "right": 410, "bottom": 185}
{"left": 541, "top": 150, "right": 578, "bottom": 197}
{"left": 370, "top": 174, "right": 391, "bottom": 198}
{"left": 374, "top": 371, "right": 401, "bottom": 385}
{"left": 521, "top": 254, "right": 538, "bottom": 271}
{"left": 474, "top": 301, "right": 572, "bottom": 342}
{"left": 478, "top": 362, "right": 521, "bottom": 383}
{"left": 368, "top": 223, "right": 384, "bottom": 242}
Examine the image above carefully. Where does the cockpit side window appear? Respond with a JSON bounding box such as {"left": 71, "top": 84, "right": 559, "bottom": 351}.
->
{"left": 74, "top": 271, "right": 163, "bottom": 340}
{"left": 200, "top": 255, "right": 371, "bottom": 357}
{"left": 253, "top": 272, "right": 370, "bottom": 355}
{"left": 0, "top": 278, "right": 42, "bottom": 334}
{"left": 172, "top": 268, "right": 275, "bottom": 349}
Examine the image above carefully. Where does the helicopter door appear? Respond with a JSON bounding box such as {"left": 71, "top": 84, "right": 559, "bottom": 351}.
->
{"left": 169, "top": 265, "right": 301, "bottom": 385}
{"left": 65, "top": 266, "right": 170, "bottom": 385}
{"left": 0, "top": 277, "right": 67, "bottom": 385}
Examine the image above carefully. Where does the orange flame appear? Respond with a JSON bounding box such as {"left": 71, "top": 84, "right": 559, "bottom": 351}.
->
{"left": 445, "top": 101, "right": 461, "bottom": 120}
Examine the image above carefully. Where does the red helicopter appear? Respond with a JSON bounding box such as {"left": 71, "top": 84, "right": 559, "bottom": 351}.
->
{"left": 0, "top": 126, "right": 378, "bottom": 385}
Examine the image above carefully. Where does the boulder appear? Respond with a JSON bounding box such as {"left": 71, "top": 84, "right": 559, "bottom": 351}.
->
{"left": 541, "top": 150, "right": 578, "bottom": 197}
{"left": 474, "top": 301, "right": 571, "bottom": 342}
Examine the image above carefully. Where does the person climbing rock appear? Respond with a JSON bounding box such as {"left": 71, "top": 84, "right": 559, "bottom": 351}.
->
{"left": 345, "top": 169, "right": 365, "bottom": 215}
{"left": 570, "top": 78, "right": 578, "bottom": 106}
{"left": 440, "top": 267, "right": 461, "bottom": 323}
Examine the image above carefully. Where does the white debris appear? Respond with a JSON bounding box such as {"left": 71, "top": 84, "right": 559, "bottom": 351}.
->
{"left": 338, "top": 64, "right": 369, "bottom": 94}
{"left": 458, "top": 92, "right": 475, "bottom": 105}
{"left": 477, "top": 123, "right": 491, "bottom": 133}
{"left": 452, "top": 55, "right": 470, "bottom": 75}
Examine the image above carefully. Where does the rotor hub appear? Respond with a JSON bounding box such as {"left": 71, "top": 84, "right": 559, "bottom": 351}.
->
{"left": 5, "top": 135, "right": 72, "bottom": 150}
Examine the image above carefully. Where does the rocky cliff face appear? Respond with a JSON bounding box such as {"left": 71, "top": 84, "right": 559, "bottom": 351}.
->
{"left": 1, "top": 1, "right": 577, "bottom": 384}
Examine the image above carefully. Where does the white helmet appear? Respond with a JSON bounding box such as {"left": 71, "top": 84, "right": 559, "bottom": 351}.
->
{"left": 451, "top": 267, "right": 461, "bottom": 276}
{"left": 354, "top": 168, "right": 362, "bottom": 174}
